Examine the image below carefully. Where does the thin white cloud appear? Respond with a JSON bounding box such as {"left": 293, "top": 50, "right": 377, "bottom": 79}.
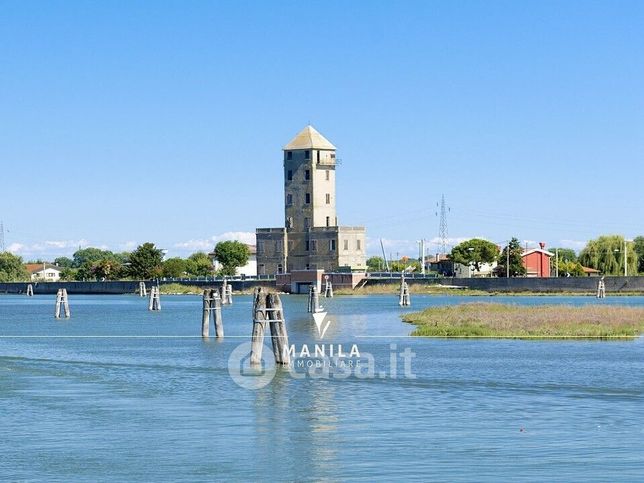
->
{"left": 5, "top": 239, "right": 102, "bottom": 259}
{"left": 558, "top": 239, "right": 587, "bottom": 252}
{"left": 212, "top": 231, "right": 256, "bottom": 245}
{"left": 118, "top": 241, "right": 138, "bottom": 251}
{"left": 173, "top": 231, "right": 257, "bottom": 254}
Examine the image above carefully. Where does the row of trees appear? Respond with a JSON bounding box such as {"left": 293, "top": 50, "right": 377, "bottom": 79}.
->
{"left": 450, "top": 235, "right": 644, "bottom": 277}
{"left": 365, "top": 235, "right": 644, "bottom": 278}
{"left": 0, "top": 241, "right": 250, "bottom": 282}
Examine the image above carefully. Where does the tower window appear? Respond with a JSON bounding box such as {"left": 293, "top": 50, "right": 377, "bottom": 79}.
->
{"left": 343, "top": 240, "right": 349, "bottom": 251}
{"left": 305, "top": 169, "right": 310, "bottom": 180}
{"left": 287, "top": 170, "right": 293, "bottom": 181}
{"left": 311, "top": 240, "right": 317, "bottom": 252}
{"left": 286, "top": 193, "right": 292, "bottom": 205}
{"left": 305, "top": 193, "right": 311, "bottom": 204}
{"left": 305, "top": 241, "right": 310, "bottom": 251}
{"left": 326, "top": 216, "right": 330, "bottom": 227}
{"left": 317, "top": 151, "right": 320, "bottom": 163}
{"left": 329, "top": 240, "right": 336, "bottom": 251}
{"left": 326, "top": 170, "right": 330, "bottom": 181}
{"left": 304, "top": 217, "right": 310, "bottom": 229}
{"left": 356, "top": 239, "right": 362, "bottom": 251}
{"left": 287, "top": 151, "right": 292, "bottom": 160}
{"left": 325, "top": 193, "right": 330, "bottom": 204}
{"left": 304, "top": 150, "right": 310, "bottom": 159}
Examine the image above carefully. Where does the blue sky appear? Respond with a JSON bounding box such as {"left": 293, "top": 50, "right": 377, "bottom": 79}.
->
{"left": 1, "top": 1, "right": 643, "bottom": 260}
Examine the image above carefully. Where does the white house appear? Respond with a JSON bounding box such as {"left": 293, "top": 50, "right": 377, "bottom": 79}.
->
{"left": 25, "top": 263, "right": 63, "bottom": 282}
{"left": 208, "top": 244, "right": 257, "bottom": 277}
{"left": 454, "top": 261, "right": 498, "bottom": 278}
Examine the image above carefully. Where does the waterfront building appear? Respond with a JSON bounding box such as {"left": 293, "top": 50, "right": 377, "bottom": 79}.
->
{"left": 256, "top": 126, "right": 366, "bottom": 275}
{"left": 522, "top": 243, "right": 554, "bottom": 277}
{"left": 25, "top": 263, "right": 63, "bottom": 282}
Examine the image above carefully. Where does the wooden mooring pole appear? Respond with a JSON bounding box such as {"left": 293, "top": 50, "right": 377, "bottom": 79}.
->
{"left": 324, "top": 275, "right": 333, "bottom": 298}
{"left": 308, "top": 285, "right": 321, "bottom": 312}
{"left": 54, "top": 288, "right": 70, "bottom": 318}
{"left": 250, "top": 288, "right": 290, "bottom": 366}
{"left": 220, "top": 279, "right": 233, "bottom": 305}
{"left": 148, "top": 286, "right": 161, "bottom": 311}
{"left": 596, "top": 277, "right": 606, "bottom": 299}
{"left": 250, "top": 287, "right": 267, "bottom": 365}
{"left": 139, "top": 281, "right": 147, "bottom": 297}
{"left": 26, "top": 284, "right": 34, "bottom": 297}
{"left": 399, "top": 276, "right": 410, "bottom": 306}
{"left": 201, "top": 289, "right": 224, "bottom": 338}
{"left": 267, "top": 292, "right": 290, "bottom": 364}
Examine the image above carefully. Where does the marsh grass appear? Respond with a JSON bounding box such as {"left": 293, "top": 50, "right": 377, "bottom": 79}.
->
{"left": 403, "top": 303, "right": 644, "bottom": 338}
{"left": 334, "top": 283, "right": 489, "bottom": 296}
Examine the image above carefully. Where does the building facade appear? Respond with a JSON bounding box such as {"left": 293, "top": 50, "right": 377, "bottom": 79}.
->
{"left": 256, "top": 126, "right": 366, "bottom": 274}
{"left": 522, "top": 243, "right": 553, "bottom": 277}
{"left": 208, "top": 244, "right": 257, "bottom": 276}
{"left": 25, "top": 263, "right": 63, "bottom": 282}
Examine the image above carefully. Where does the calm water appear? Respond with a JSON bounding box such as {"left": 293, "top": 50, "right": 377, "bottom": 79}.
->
{"left": 1, "top": 294, "right": 643, "bottom": 482}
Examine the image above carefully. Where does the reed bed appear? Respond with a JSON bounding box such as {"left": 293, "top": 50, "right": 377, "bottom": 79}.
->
{"left": 403, "top": 303, "right": 644, "bottom": 338}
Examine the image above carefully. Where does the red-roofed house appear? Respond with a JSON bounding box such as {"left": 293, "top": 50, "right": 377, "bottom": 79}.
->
{"left": 25, "top": 263, "right": 63, "bottom": 282}
{"left": 521, "top": 243, "right": 554, "bottom": 278}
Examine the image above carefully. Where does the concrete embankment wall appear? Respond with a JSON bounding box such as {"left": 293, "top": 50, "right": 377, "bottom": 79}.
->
{"left": 0, "top": 280, "right": 275, "bottom": 295}
{"left": 367, "top": 276, "right": 644, "bottom": 293}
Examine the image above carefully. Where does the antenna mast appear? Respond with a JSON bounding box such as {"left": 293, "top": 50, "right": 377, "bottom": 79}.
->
{"left": 437, "top": 194, "right": 449, "bottom": 255}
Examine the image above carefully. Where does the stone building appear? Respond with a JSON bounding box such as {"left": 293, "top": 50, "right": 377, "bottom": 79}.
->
{"left": 256, "top": 125, "right": 366, "bottom": 275}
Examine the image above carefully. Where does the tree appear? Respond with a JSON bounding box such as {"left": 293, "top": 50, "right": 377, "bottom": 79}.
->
{"left": 496, "top": 238, "right": 526, "bottom": 277}
{"left": 59, "top": 267, "right": 78, "bottom": 281}
{"left": 450, "top": 239, "right": 499, "bottom": 272}
{"left": 633, "top": 236, "right": 644, "bottom": 274}
{"left": 549, "top": 248, "right": 577, "bottom": 263}
{"left": 556, "top": 260, "right": 585, "bottom": 277}
{"left": 186, "top": 252, "right": 213, "bottom": 277}
{"left": 71, "top": 247, "right": 121, "bottom": 281}
{"left": 92, "top": 259, "right": 123, "bottom": 280}
{"left": 128, "top": 243, "right": 164, "bottom": 279}
{"left": 72, "top": 247, "right": 113, "bottom": 268}
{"left": 366, "top": 256, "right": 385, "bottom": 271}
{"left": 163, "top": 257, "right": 188, "bottom": 278}
{"left": 0, "top": 252, "right": 29, "bottom": 282}
{"left": 54, "top": 256, "right": 74, "bottom": 268}
{"left": 578, "top": 235, "right": 637, "bottom": 276}
{"left": 213, "top": 241, "right": 249, "bottom": 276}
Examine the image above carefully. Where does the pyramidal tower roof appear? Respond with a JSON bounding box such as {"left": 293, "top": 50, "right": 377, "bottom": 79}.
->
{"left": 283, "top": 125, "right": 336, "bottom": 150}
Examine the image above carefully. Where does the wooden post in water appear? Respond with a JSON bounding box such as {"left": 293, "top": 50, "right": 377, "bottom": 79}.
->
{"left": 250, "top": 287, "right": 267, "bottom": 365}
{"left": 26, "top": 284, "right": 34, "bottom": 297}
{"left": 313, "top": 285, "right": 320, "bottom": 312}
{"left": 220, "top": 279, "right": 233, "bottom": 305}
{"left": 267, "top": 292, "right": 290, "bottom": 365}
{"left": 399, "top": 275, "right": 410, "bottom": 306}
{"left": 308, "top": 285, "right": 321, "bottom": 312}
{"left": 139, "top": 282, "right": 147, "bottom": 297}
{"left": 324, "top": 275, "right": 333, "bottom": 298}
{"left": 55, "top": 288, "right": 70, "bottom": 318}
{"left": 307, "top": 285, "right": 314, "bottom": 313}
{"left": 201, "top": 289, "right": 211, "bottom": 337}
{"left": 148, "top": 286, "right": 161, "bottom": 311}
{"left": 596, "top": 277, "right": 606, "bottom": 299}
{"left": 213, "top": 290, "right": 224, "bottom": 338}
{"left": 225, "top": 283, "right": 233, "bottom": 305}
